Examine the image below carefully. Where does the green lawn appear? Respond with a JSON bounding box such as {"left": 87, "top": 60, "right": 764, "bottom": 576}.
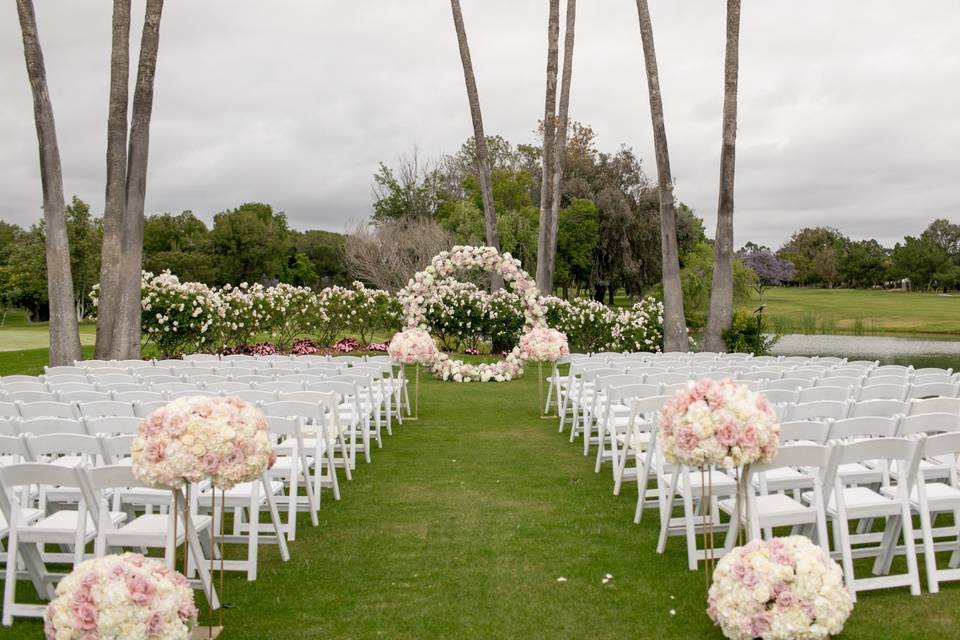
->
{"left": 751, "top": 288, "right": 960, "bottom": 336}
{"left": 2, "top": 353, "right": 959, "bottom": 638}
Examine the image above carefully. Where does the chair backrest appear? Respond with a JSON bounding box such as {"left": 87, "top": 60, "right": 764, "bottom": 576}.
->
{"left": 909, "top": 382, "right": 960, "bottom": 400}
{"left": 45, "top": 365, "right": 86, "bottom": 376}
{"left": 828, "top": 415, "right": 899, "bottom": 440}
{"left": 228, "top": 390, "right": 277, "bottom": 404}
{"left": 778, "top": 420, "right": 830, "bottom": 444}
{"left": 0, "top": 417, "right": 20, "bottom": 436}
{"left": 84, "top": 415, "right": 142, "bottom": 436}
{"left": 605, "top": 383, "right": 660, "bottom": 406}
{"left": 643, "top": 372, "right": 689, "bottom": 386}
{"left": 258, "top": 354, "right": 293, "bottom": 363}
{"left": 77, "top": 400, "right": 137, "bottom": 418}
{"left": 254, "top": 380, "right": 305, "bottom": 393}
{"left": 233, "top": 375, "right": 275, "bottom": 384}
{"left": 262, "top": 398, "right": 330, "bottom": 422}
{"left": 765, "top": 378, "right": 813, "bottom": 391}
{"left": 912, "top": 373, "right": 955, "bottom": 386}
{"left": 45, "top": 381, "right": 97, "bottom": 393}
{"left": 849, "top": 399, "right": 909, "bottom": 418}
{"left": 0, "top": 463, "right": 86, "bottom": 517}
{"left": 871, "top": 364, "right": 910, "bottom": 376}
{"left": 135, "top": 373, "right": 180, "bottom": 383}
{"left": 268, "top": 361, "right": 307, "bottom": 370}
{"left": 0, "top": 433, "right": 31, "bottom": 460}
{"left": 798, "top": 386, "right": 851, "bottom": 403}
{"left": 630, "top": 395, "right": 670, "bottom": 417}
{"left": 98, "top": 382, "right": 142, "bottom": 393}
{"left": 205, "top": 382, "right": 252, "bottom": 393}
{"left": 187, "top": 375, "right": 231, "bottom": 385}
{"left": 898, "top": 413, "right": 960, "bottom": 436}
{"left": 80, "top": 463, "right": 151, "bottom": 492}
{"left": 863, "top": 375, "right": 910, "bottom": 387}
{"left": 595, "top": 374, "right": 645, "bottom": 391}
{"left": 112, "top": 390, "right": 165, "bottom": 402}
{"left": 87, "top": 373, "right": 138, "bottom": 384}
{"left": 100, "top": 435, "right": 136, "bottom": 463}
{"left": 2, "top": 381, "right": 48, "bottom": 393}
{"left": 857, "top": 384, "right": 907, "bottom": 402}
{"left": 752, "top": 442, "right": 836, "bottom": 476}
{"left": 786, "top": 368, "right": 826, "bottom": 380}
{"left": 786, "top": 400, "right": 850, "bottom": 421}
{"left": 909, "top": 397, "right": 960, "bottom": 416}
{"left": 7, "top": 390, "right": 58, "bottom": 403}
{"left": 19, "top": 416, "right": 87, "bottom": 436}
{"left": 134, "top": 400, "right": 170, "bottom": 417}
{"left": 175, "top": 367, "right": 217, "bottom": 377}
{"left": 0, "top": 401, "right": 20, "bottom": 418}
{"left": 25, "top": 433, "right": 103, "bottom": 462}
{"left": 150, "top": 382, "right": 199, "bottom": 393}
{"left": 223, "top": 367, "right": 255, "bottom": 377}
{"left": 16, "top": 400, "right": 78, "bottom": 419}
{"left": 221, "top": 354, "right": 257, "bottom": 363}
{"left": 834, "top": 436, "right": 922, "bottom": 478}
{"left": 166, "top": 390, "right": 218, "bottom": 400}
{"left": 921, "top": 431, "right": 960, "bottom": 460}
{"left": 182, "top": 353, "right": 220, "bottom": 363}
{"left": 761, "top": 388, "right": 798, "bottom": 405}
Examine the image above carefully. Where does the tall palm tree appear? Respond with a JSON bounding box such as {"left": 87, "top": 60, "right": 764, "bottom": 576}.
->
{"left": 449, "top": 0, "right": 503, "bottom": 291}
{"left": 635, "top": 0, "right": 687, "bottom": 352}
{"left": 535, "top": 0, "right": 561, "bottom": 295}
{"left": 545, "top": 0, "right": 577, "bottom": 291}
{"left": 704, "top": 0, "right": 741, "bottom": 352}
{"left": 116, "top": 0, "right": 164, "bottom": 358}
{"left": 15, "top": 0, "right": 83, "bottom": 366}
{"left": 95, "top": 0, "right": 131, "bottom": 359}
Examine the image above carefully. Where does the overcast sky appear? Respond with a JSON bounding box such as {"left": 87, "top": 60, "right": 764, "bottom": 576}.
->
{"left": 2, "top": 1, "right": 958, "bottom": 249}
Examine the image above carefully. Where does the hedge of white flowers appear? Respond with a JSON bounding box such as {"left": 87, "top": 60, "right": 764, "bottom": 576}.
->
{"left": 91, "top": 270, "right": 667, "bottom": 358}
{"left": 91, "top": 272, "right": 403, "bottom": 358}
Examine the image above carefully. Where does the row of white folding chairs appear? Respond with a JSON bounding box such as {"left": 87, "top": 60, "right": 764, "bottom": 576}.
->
{"left": 650, "top": 433, "right": 960, "bottom": 600}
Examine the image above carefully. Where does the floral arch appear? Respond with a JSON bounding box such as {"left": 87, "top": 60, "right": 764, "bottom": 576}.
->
{"left": 394, "top": 246, "right": 565, "bottom": 382}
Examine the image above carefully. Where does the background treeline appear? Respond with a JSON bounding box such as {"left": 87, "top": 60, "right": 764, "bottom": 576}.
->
{"left": 1, "top": 124, "right": 957, "bottom": 327}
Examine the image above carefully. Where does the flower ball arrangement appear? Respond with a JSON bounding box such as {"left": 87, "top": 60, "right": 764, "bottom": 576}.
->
{"left": 659, "top": 378, "right": 780, "bottom": 468}
{"left": 387, "top": 328, "right": 438, "bottom": 365}
{"left": 519, "top": 327, "right": 570, "bottom": 363}
{"left": 707, "top": 536, "right": 853, "bottom": 640}
{"left": 131, "top": 396, "right": 275, "bottom": 490}
{"left": 44, "top": 553, "right": 198, "bottom": 640}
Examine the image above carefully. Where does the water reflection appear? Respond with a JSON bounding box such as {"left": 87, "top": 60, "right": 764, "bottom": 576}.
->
{"left": 771, "top": 334, "right": 960, "bottom": 370}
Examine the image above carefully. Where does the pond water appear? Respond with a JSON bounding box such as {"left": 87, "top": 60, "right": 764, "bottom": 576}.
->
{"left": 771, "top": 334, "right": 960, "bottom": 370}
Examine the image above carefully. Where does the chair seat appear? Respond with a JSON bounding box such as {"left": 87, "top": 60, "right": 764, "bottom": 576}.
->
{"left": 818, "top": 486, "right": 900, "bottom": 517}
{"left": 22, "top": 509, "right": 126, "bottom": 542}
{"left": 0, "top": 507, "right": 43, "bottom": 535}
{"left": 110, "top": 513, "right": 212, "bottom": 540}
{"left": 615, "top": 431, "right": 652, "bottom": 450}
{"left": 720, "top": 493, "right": 814, "bottom": 521}
{"left": 678, "top": 469, "right": 738, "bottom": 492}
{"left": 837, "top": 462, "right": 884, "bottom": 485}
{"left": 754, "top": 466, "right": 815, "bottom": 490}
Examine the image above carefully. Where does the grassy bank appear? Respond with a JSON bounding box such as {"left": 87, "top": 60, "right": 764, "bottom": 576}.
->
{"left": 748, "top": 288, "right": 960, "bottom": 336}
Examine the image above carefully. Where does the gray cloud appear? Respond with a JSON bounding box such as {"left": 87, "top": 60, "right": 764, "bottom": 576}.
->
{"left": 1, "top": 0, "right": 957, "bottom": 249}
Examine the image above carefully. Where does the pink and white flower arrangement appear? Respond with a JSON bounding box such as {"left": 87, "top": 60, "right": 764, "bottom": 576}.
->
{"left": 387, "top": 328, "right": 438, "bottom": 365}
{"left": 428, "top": 347, "right": 527, "bottom": 383}
{"left": 44, "top": 553, "right": 197, "bottom": 640}
{"left": 659, "top": 378, "right": 780, "bottom": 467}
{"left": 707, "top": 536, "right": 853, "bottom": 640}
{"left": 519, "top": 327, "right": 570, "bottom": 362}
{"left": 131, "top": 396, "right": 275, "bottom": 490}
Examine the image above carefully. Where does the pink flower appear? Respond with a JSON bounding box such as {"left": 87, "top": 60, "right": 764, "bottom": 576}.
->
{"left": 143, "top": 440, "right": 166, "bottom": 464}
{"left": 178, "top": 599, "right": 198, "bottom": 622}
{"left": 716, "top": 421, "right": 740, "bottom": 447}
{"left": 146, "top": 612, "right": 164, "bottom": 636}
{"left": 776, "top": 588, "right": 798, "bottom": 608}
{"left": 73, "top": 602, "right": 97, "bottom": 630}
{"left": 200, "top": 453, "right": 220, "bottom": 474}
{"left": 126, "top": 574, "right": 156, "bottom": 606}
{"left": 739, "top": 425, "right": 758, "bottom": 448}
{"left": 750, "top": 612, "right": 771, "bottom": 637}
{"left": 676, "top": 427, "right": 699, "bottom": 451}
{"left": 741, "top": 569, "right": 759, "bottom": 588}
{"left": 223, "top": 447, "right": 244, "bottom": 468}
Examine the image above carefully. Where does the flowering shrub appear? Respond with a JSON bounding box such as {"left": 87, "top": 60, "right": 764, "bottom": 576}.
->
{"left": 333, "top": 337, "right": 360, "bottom": 353}
{"left": 421, "top": 280, "right": 489, "bottom": 351}
{"left": 519, "top": 327, "right": 570, "bottom": 362}
{"left": 291, "top": 338, "right": 319, "bottom": 354}
{"left": 544, "top": 296, "right": 665, "bottom": 354}
{"left": 387, "top": 328, "right": 438, "bottom": 365}
{"left": 429, "top": 348, "right": 526, "bottom": 383}
{"left": 708, "top": 536, "right": 853, "bottom": 640}
{"left": 250, "top": 342, "right": 278, "bottom": 356}
{"left": 659, "top": 379, "right": 780, "bottom": 467}
{"left": 44, "top": 553, "right": 197, "bottom": 640}
{"left": 610, "top": 297, "right": 664, "bottom": 352}
{"left": 486, "top": 289, "right": 526, "bottom": 351}
{"left": 131, "top": 396, "right": 275, "bottom": 489}
{"left": 367, "top": 342, "right": 388, "bottom": 352}
{"left": 260, "top": 283, "right": 321, "bottom": 351}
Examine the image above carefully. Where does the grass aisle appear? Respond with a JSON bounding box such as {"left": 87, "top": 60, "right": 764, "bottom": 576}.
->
{"left": 5, "top": 364, "right": 959, "bottom": 638}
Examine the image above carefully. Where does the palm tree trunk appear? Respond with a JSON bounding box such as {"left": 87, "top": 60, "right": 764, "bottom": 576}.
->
{"left": 635, "top": 0, "right": 687, "bottom": 352}
{"left": 535, "top": 0, "right": 560, "bottom": 295}
{"left": 546, "top": 0, "right": 576, "bottom": 291}
{"left": 449, "top": 0, "right": 503, "bottom": 291}
{"left": 16, "top": 0, "right": 83, "bottom": 366}
{"left": 704, "top": 0, "right": 741, "bottom": 352}
{"left": 95, "top": 0, "right": 131, "bottom": 360}
{"left": 115, "top": 0, "right": 163, "bottom": 359}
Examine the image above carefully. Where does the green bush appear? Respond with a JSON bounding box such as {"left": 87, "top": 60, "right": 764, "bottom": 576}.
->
{"left": 722, "top": 309, "right": 780, "bottom": 355}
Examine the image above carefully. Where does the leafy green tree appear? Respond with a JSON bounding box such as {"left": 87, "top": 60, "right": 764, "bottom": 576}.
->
{"left": 0, "top": 225, "right": 48, "bottom": 321}
{"left": 555, "top": 198, "right": 598, "bottom": 298}
{"left": 921, "top": 218, "right": 960, "bottom": 263}
{"left": 65, "top": 196, "right": 103, "bottom": 319}
{"left": 294, "top": 230, "right": 348, "bottom": 286}
{"left": 210, "top": 203, "right": 293, "bottom": 285}
{"left": 143, "top": 212, "right": 218, "bottom": 284}
{"left": 371, "top": 156, "right": 442, "bottom": 221}
{"left": 281, "top": 252, "right": 319, "bottom": 286}
{"left": 891, "top": 235, "right": 950, "bottom": 290}
{"left": 675, "top": 242, "right": 756, "bottom": 327}
{"left": 777, "top": 227, "right": 848, "bottom": 287}
{"left": 838, "top": 239, "right": 889, "bottom": 288}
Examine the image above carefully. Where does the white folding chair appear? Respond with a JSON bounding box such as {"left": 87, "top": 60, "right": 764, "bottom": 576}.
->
{"left": 77, "top": 400, "right": 137, "bottom": 418}
{"left": 265, "top": 415, "right": 321, "bottom": 540}
{"left": 84, "top": 416, "right": 142, "bottom": 436}
{"left": 909, "top": 382, "right": 960, "bottom": 400}
{"left": 908, "top": 432, "right": 960, "bottom": 593}
{"left": 849, "top": 399, "right": 909, "bottom": 417}
{"left": 15, "top": 401, "right": 78, "bottom": 420}
{"left": 785, "top": 400, "right": 851, "bottom": 422}
{"left": 798, "top": 386, "right": 851, "bottom": 404}
{"left": 909, "top": 397, "right": 960, "bottom": 416}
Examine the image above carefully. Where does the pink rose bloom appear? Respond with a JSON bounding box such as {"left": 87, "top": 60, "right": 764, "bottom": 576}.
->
{"left": 126, "top": 574, "right": 156, "bottom": 606}
{"left": 730, "top": 561, "right": 748, "bottom": 580}
{"left": 739, "top": 425, "right": 758, "bottom": 448}
{"left": 776, "top": 589, "right": 798, "bottom": 608}
{"left": 223, "top": 447, "right": 244, "bottom": 468}
{"left": 676, "top": 427, "right": 699, "bottom": 451}
{"left": 200, "top": 453, "right": 220, "bottom": 474}
{"left": 143, "top": 440, "right": 166, "bottom": 464}
{"left": 268, "top": 450, "right": 277, "bottom": 468}
{"left": 74, "top": 602, "right": 97, "bottom": 630}
{"left": 178, "top": 599, "right": 198, "bottom": 622}
{"left": 750, "top": 613, "right": 771, "bottom": 637}
{"left": 741, "top": 569, "right": 759, "bottom": 588}
{"left": 706, "top": 386, "right": 727, "bottom": 408}
{"left": 146, "top": 612, "right": 164, "bottom": 636}
{"left": 716, "top": 422, "right": 740, "bottom": 447}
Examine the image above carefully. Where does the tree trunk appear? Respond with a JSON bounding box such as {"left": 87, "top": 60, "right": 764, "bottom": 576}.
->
{"left": 449, "top": 0, "right": 503, "bottom": 292}
{"left": 635, "top": 0, "right": 688, "bottom": 352}
{"left": 704, "top": 0, "right": 741, "bottom": 352}
{"left": 95, "top": 0, "right": 131, "bottom": 360}
{"left": 115, "top": 0, "right": 163, "bottom": 359}
{"left": 535, "top": 0, "right": 560, "bottom": 295}
{"left": 545, "top": 0, "right": 576, "bottom": 293}
{"left": 16, "top": 0, "right": 83, "bottom": 366}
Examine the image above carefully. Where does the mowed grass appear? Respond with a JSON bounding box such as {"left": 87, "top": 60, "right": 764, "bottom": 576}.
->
{"left": 2, "top": 351, "right": 960, "bottom": 638}
{"left": 750, "top": 287, "right": 960, "bottom": 335}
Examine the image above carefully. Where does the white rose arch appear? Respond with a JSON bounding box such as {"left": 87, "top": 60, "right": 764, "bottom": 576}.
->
{"left": 396, "top": 246, "right": 549, "bottom": 382}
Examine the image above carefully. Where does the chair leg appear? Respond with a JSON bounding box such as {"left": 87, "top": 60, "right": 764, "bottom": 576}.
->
{"left": 836, "top": 514, "right": 858, "bottom": 603}
{"left": 899, "top": 507, "right": 923, "bottom": 596}
{"left": 2, "top": 525, "right": 18, "bottom": 626}
{"left": 919, "top": 504, "right": 940, "bottom": 594}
